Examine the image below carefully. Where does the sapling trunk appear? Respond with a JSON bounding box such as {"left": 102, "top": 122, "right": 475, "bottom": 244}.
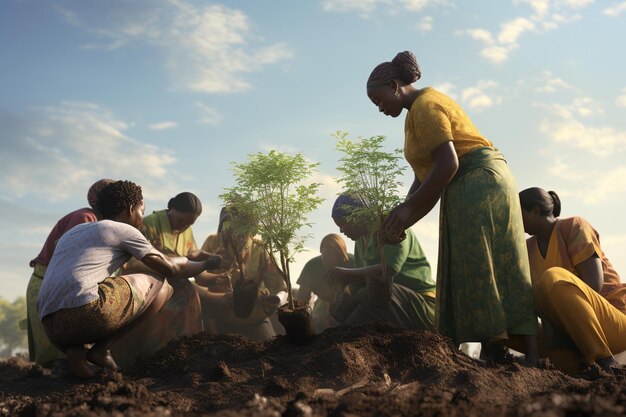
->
{"left": 377, "top": 215, "right": 387, "bottom": 278}
{"left": 227, "top": 238, "right": 246, "bottom": 283}
{"left": 279, "top": 252, "right": 294, "bottom": 310}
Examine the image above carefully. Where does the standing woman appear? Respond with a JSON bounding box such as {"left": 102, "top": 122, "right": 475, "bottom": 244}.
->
{"left": 26, "top": 178, "right": 114, "bottom": 373}
{"left": 367, "top": 51, "right": 538, "bottom": 363}
{"left": 519, "top": 187, "right": 626, "bottom": 371}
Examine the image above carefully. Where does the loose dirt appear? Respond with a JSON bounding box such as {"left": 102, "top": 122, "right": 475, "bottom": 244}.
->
{"left": 1, "top": 323, "right": 624, "bottom": 416}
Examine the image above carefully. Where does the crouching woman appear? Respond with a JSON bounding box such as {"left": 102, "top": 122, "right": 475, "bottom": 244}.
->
{"left": 37, "top": 180, "right": 221, "bottom": 378}
{"left": 519, "top": 187, "right": 626, "bottom": 372}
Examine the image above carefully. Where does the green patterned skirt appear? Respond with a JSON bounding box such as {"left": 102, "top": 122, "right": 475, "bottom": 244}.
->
{"left": 435, "top": 147, "right": 537, "bottom": 344}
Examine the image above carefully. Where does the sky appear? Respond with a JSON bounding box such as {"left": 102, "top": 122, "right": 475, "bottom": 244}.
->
{"left": 2, "top": 0, "right": 626, "bottom": 302}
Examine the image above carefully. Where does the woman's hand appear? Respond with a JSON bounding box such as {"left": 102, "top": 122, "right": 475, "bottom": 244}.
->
{"left": 203, "top": 254, "right": 223, "bottom": 270}
{"left": 326, "top": 267, "right": 346, "bottom": 287}
{"left": 385, "top": 141, "right": 458, "bottom": 233}
{"left": 384, "top": 202, "right": 416, "bottom": 231}
{"left": 212, "top": 273, "right": 232, "bottom": 292}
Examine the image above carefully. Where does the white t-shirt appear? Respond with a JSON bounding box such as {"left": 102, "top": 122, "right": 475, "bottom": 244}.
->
{"left": 38, "top": 219, "right": 154, "bottom": 319}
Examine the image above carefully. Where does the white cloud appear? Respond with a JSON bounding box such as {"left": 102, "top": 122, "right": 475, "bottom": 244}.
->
{"left": 571, "top": 97, "right": 603, "bottom": 117}
{"left": 463, "top": 20, "right": 532, "bottom": 65}
{"left": 57, "top": 1, "right": 293, "bottom": 94}
{"left": 433, "top": 82, "right": 457, "bottom": 100}
{"left": 548, "top": 157, "right": 584, "bottom": 181}
{"left": 603, "top": 2, "right": 626, "bottom": 16}
{"left": 534, "top": 70, "right": 572, "bottom": 93}
{"left": 497, "top": 17, "right": 535, "bottom": 45}
{"left": 320, "top": 0, "right": 446, "bottom": 17}
{"left": 259, "top": 142, "right": 300, "bottom": 155}
{"left": 537, "top": 100, "right": 626, "bottom": 156}
{"left": 579, "top": 166, "right": 626, "bottom": 204}
{"left": 416, "top": 16, "right": 434, "bottom": 32}
{"left": 616, "top": 88, "right": 626, "bottom": 107}
{"left": 466, "top": 28, "right": 495, "bottom": 44}
{"left": 464, "top": 0, "right": 592, "bottom": 64}
{"left": 403, "top": 0, "right": 445, "bottom": 12}
{"left": 561, "top": 0, "right": 594, "bottom": 8}
{"left": 149, "top": 121, "right": 178, "bottom": 130}
{"left": 515, "top": 0, "right": 549, "bottom": 19}
{"left": 438, "top": 80, "right": 501, "bottom": 111}
{"left": 461, "top": 80, "right": 502, "bottom": 111}
{"left": 312, "top": 169, "right": 347, "bottom": 203}
{"left": 195, "top": 102, "right": 223, "bottom": 126}
{"left": 481, "top": 45, "right": 514, "bottom": 64}
{"left": 601, "top": 232, "right": 626, "bottom": 246}
{"left": 0, "top": 102, "right": 180, "bottom": 202}
{"left": 320, "top": 0, "right": 385, "bottom": 16}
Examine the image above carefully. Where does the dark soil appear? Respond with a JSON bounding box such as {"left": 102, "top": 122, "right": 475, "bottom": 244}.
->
{"left": 1, "top": 323, "right": 625, "bottom": 416}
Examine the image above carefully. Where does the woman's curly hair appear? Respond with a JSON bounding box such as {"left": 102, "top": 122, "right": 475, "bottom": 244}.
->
{"left": 96, "top": 180, "right": 143, "bottom": 220}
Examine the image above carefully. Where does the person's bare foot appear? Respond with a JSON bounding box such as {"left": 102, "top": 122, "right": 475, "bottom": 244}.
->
{"left": 86, "top": 344, "right": 118, "bottom": 371}
{"left": 66, "top": 346, "right": 95, "bottom": 378}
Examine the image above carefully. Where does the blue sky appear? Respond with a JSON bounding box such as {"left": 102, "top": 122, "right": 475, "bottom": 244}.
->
{"left": 2, "top": 0, "right": 626, "bottom": 301}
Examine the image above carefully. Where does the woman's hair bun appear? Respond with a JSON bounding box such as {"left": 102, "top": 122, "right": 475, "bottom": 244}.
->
{"left": 548, "top": 190, "right": 561, "bottom": 218}
{"left": 392, "top": 51, "right": 421, "bottom": 84}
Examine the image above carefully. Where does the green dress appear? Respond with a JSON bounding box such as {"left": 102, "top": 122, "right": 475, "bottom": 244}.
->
{"left": 436, "top": 147, "right": 537, "bottom": 344}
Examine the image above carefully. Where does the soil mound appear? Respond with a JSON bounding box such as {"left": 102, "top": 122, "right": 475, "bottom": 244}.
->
{"left": 1, "top": 323, "right": 625, "bottom": 416}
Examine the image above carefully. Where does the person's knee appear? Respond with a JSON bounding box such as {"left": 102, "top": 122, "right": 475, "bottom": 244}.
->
{"left": 533, "top": 267, "right": 568, "bottom": 296}
{"left": 543, "top": 267, "right": 569, "bottom": 285}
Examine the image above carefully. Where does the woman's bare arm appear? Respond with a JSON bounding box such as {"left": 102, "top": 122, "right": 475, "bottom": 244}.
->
{"left": 575, "top": 254, "right": 603, "bottom": 293}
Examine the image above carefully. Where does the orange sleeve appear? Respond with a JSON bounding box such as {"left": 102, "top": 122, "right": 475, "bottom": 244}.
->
{"left": 564, "top": 217, "right": 602, "bottom": 267}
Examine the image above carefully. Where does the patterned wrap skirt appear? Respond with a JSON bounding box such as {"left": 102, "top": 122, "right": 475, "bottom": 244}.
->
{"left": 435, "top": 147, "right": 537, "bottom": 344}
{"left": 42, "top": 276, "right": 135, "bottom": 351}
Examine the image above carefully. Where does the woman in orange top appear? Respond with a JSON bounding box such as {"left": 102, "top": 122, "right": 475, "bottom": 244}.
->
{"left": 519, "top": 187, "right": 626, "bottom": 371}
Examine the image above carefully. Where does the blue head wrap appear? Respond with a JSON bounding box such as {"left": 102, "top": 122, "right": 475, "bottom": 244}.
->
{"left": 331, "top": 193, "right": 364, "bottom": 219}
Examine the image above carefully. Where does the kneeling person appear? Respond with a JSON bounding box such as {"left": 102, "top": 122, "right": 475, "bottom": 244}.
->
{"left": 37, "top": 180, "right": 221, "bottom": 378}
{"left": 327, "top": 194, "right": 436, "bottom": 331}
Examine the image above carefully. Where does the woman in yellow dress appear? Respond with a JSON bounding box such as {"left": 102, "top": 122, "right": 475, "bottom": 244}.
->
{"left": 520, "top": 187, "right": 626, "bottom": 371}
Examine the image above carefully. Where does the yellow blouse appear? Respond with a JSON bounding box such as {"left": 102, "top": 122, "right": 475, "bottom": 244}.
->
{"left": 141, "top": 209, "right": 197, "bottom": 256}
{"left": 404, "top": 88, "right": 493, "bottom": 182}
